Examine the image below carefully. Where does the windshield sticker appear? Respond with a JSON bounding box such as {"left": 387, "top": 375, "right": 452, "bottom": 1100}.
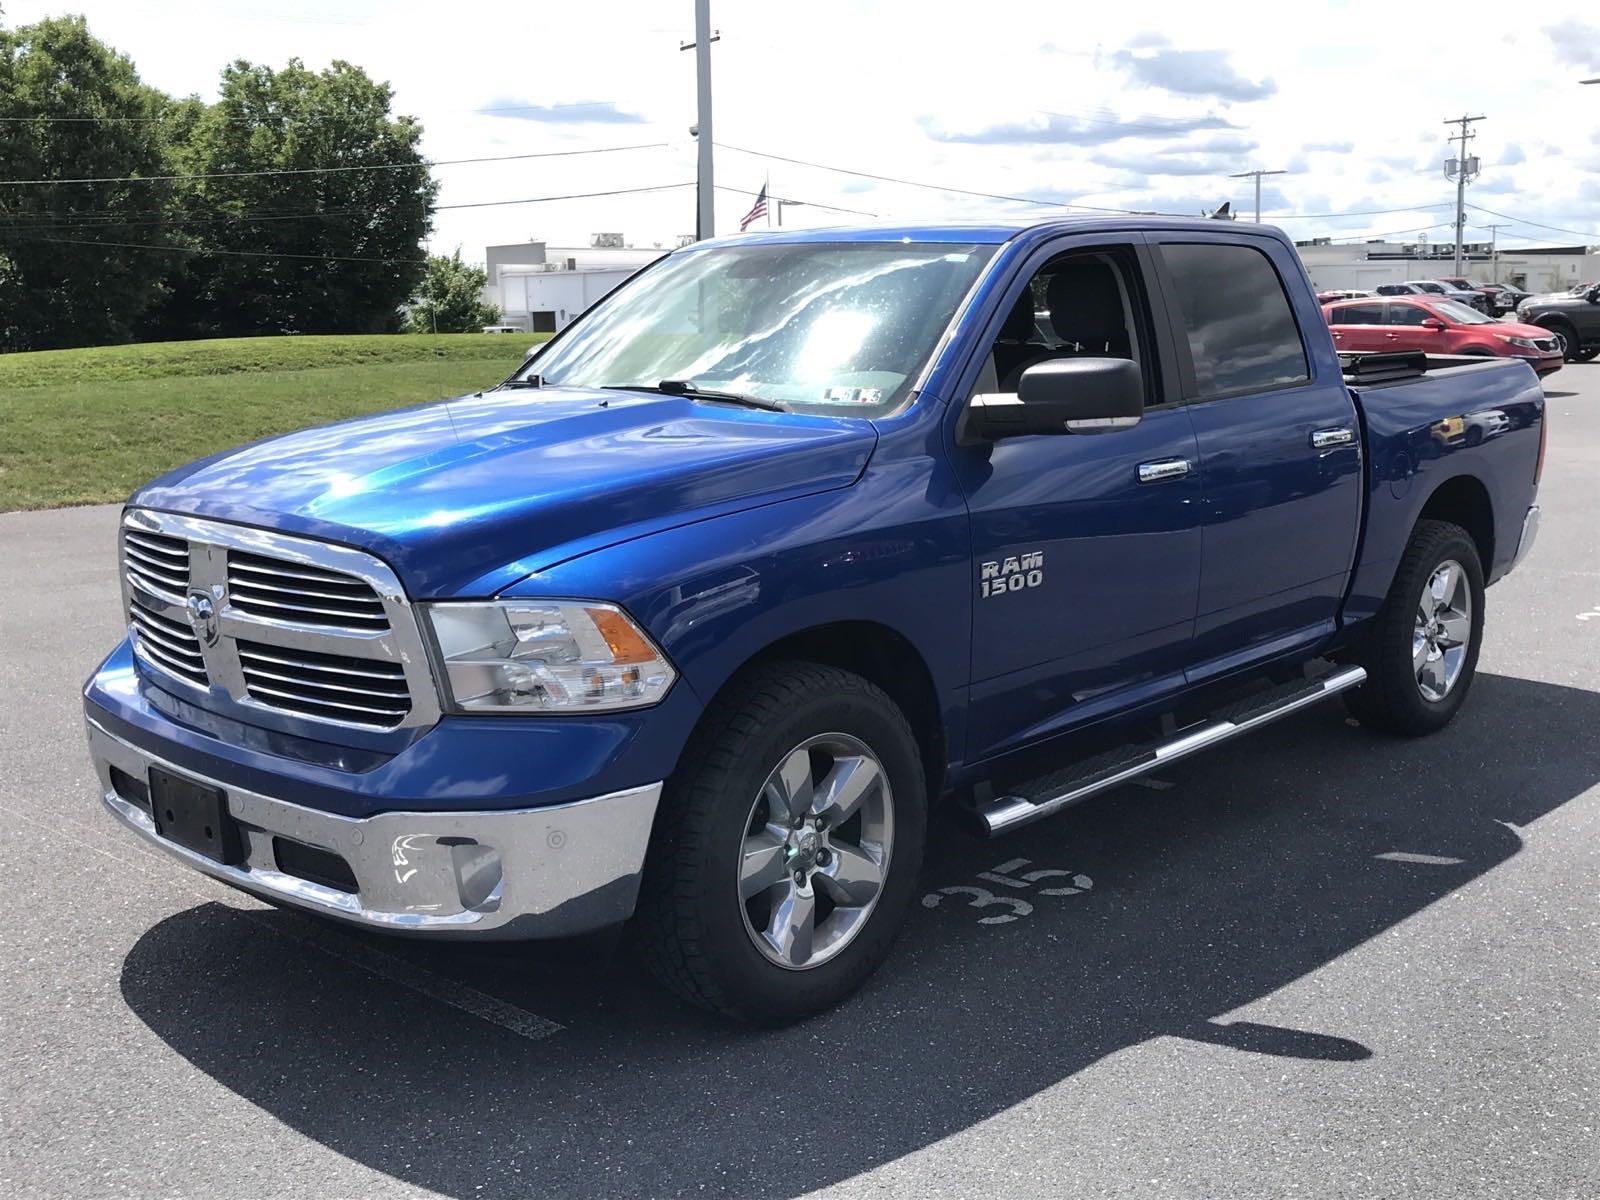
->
{"left": 818, "top": 387, "right": 883, "bottom": 405}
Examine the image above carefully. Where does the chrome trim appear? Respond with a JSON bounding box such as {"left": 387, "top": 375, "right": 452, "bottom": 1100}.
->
{"left": 1509, "top": 504, "right": 1540, "bottom": 573}
{"left": 1311, "top": 427, "right": 1357, "bottom": 449}
{"left": 87, "top": 717, "right": 662, "bottom": 939}
{"left": 977, "top": 665, "right": 1368, "bottom": 836}
{"left": 1137, "top": 458, "right": 1193, "bottom": 484}
{"left": 121, "top": 509, "right": 441, "bottom": 732}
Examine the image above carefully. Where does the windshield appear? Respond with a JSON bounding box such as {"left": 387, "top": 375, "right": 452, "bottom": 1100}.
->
{"left": 514, "top": 241, "right": 995, "bottom": 417}
{"left": 1434, "top": 299, "right": 1493, "bottom": 324}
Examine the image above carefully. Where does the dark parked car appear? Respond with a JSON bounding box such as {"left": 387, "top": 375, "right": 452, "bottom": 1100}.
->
{"left": 1481, "top": 284, "right": 1531, "bottom": 316}
{"left": 1517, "top": 284, "right": 1600, "bottom": 362}
{"left": 1438, "top": 276, "right": 1515, "bottom": 314}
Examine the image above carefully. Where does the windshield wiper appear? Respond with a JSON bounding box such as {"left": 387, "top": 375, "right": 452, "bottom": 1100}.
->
{"left": 601, "top": 380, "right": 785, "bottom": 412}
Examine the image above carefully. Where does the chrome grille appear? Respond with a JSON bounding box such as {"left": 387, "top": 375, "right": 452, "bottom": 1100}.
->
{"left": 1534, "top": 337, "right": 1558, "bottom": 352}
{"left": 228, "top": 551, "right": 389, "bottom": 630}
{"left": 122, "top": 529, "right": 189, "bottom": 601}
{"left": 237, "top": 640, "right": 411, "bottom": 727}
{"left": 129, "top": 597, "right": 209, "bottom": 687}
{"left": 117, "top": 510, "right": 440, "bottom": 734}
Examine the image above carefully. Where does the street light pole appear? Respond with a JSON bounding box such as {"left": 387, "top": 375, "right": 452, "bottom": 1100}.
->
{"left": 1227, "top": 169, "right": 1287, "bottom": 223}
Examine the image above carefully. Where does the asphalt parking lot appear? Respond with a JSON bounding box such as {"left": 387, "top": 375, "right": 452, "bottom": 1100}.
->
{"left": 2, "top": 365, "right": 1596, "bottom": 1200}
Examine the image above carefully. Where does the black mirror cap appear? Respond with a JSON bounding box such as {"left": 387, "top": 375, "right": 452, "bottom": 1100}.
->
{"left": 1587, "top": 286, "right": 1600, "bottom": 304}
{"left": 963, "top": 357, "right": 1144, "bottom": 442}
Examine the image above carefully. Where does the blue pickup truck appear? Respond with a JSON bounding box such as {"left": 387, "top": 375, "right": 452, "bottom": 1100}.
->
{"left": 85, "top": 217, "right": 1545, "bottom": 1023}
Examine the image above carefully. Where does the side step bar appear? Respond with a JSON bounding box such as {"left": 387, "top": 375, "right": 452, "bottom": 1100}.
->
{"left": 976, "top": 665, "right": 1368, "bottom": 837}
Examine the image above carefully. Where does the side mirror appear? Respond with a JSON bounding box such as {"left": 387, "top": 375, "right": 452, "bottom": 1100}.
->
{"left": 1422, "top": 318, "right": 1447, "bottom": 331}
{"left": 962, "top": 358, "right": 1144, "bottom": 442}
{"left": 1587, "top": 287, "right": 1599, "bottom": 304}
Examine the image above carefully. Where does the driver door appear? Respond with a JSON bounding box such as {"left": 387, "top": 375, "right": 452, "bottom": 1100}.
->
{"left": 948, "top": 235, "right": 1203, "bottom": 764}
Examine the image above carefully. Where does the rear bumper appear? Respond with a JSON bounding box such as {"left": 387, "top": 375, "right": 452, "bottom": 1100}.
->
{"left": 87, "top": 716, "right": 661, "bottom": 939}
{"left": 1509, "top": 504, "right": 1540, "bottom": 575}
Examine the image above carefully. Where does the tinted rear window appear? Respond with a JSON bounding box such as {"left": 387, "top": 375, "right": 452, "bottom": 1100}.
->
{"left": 1330, "top": 302, "right": 1384, "bottom": 324}
{"left": 1158, "top": 243, "right": 1309, "bottom": 397}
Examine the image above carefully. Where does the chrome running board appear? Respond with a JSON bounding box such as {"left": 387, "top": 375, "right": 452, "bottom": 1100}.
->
{"left": 975, "top": 665, "right": 1368, "bottom": 837}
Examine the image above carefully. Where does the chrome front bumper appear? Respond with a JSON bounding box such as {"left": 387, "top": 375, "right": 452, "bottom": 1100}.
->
{"left": 87, "top": 718, "right": 661, "bottom": 939}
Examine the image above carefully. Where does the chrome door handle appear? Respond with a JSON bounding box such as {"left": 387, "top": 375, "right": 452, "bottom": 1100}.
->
{"left": 1137, "top": 458, "right": 1192, "bottom": 484}
{"left": 1311, "top": 427, "right": 1356, "bottom": 449}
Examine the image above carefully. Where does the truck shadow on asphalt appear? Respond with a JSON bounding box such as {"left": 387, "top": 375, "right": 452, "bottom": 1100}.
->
{"left": 119, "top": 671, "right": 1598, "bottom": 1199}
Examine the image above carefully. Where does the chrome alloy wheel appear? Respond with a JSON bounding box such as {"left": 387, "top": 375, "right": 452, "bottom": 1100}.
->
{"left": 1414, "top": 559, "right": 1472, "bottom": 702}
{"left": 737, "top": 733, "right": 893, "bottom": 970}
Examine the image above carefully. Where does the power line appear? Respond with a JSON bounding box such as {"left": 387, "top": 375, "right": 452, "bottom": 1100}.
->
{"left": 0, "top": 141, "right": 668, "bottom": 187}
{"left": 1463, "top": 203, "right": 1599, "bottom": 241}
{"left": 713, "top": 184, "right": 875, "bottom": 218}
{"left": 717, "top": 141, "right": 1153, "bottom": 214}
{"left": 1264, "top": 202, "right": 1452, "bottom": 219}
{"left": 14, "top": 233, "right": 425, "bottom": 265}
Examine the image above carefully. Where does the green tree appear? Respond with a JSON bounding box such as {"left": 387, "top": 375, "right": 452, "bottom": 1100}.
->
{"left": 403, "top": 250, "right": 500, "bottom": 333}
{"left": 0, "top": 16, "right": 176, "bottom": 351}
{"left": 152, "top": 58, "right": 436, "bottom": 338}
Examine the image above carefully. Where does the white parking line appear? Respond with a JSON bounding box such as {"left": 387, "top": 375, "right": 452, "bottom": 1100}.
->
{"left": 3, "top": 798, "right": 564, "bottom": 1041}
{"left": 1374, "top": 851, "right": 1465, "bottom": 866}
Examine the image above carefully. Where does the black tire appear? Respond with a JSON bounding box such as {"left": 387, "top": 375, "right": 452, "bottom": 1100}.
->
{"left": 1344, "top": 520, "right": 1485, "bottom": 737}
{"left": 1544, "top": 321, "right": 1580, "bottom": 361}
{"left": 1574, "top": 346, "right": 1600, "bottom": 363}
{"left": 635, "top": 661, "right": 927, "bottom": 1024}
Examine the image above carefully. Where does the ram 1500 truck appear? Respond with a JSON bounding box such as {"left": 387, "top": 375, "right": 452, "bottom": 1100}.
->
{"left": 84, "top": 218, "right": 1545, "bottom": 1023}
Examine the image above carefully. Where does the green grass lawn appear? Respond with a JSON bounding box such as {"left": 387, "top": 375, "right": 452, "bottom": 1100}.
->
{"left": 0, "top": 334, "right": 544, "bottom": 511}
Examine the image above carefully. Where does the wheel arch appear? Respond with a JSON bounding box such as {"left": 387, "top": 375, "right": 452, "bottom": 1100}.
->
{"left": 1415, "top": 473, "right": 1495, "bottom": 571}
{"left": 692, "top": 620, "right": 948, "bottom": 803}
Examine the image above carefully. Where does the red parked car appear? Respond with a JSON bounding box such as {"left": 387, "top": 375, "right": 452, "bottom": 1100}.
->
{"left": 1323, "top": 296, "right": 1563, "bottom": 377}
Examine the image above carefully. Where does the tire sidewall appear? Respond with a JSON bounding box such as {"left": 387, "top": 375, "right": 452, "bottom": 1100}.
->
{"left": 672, "top": 676, "right": 927, "bottom": 1020}
{"left": 1389, "top": 529, "right": 1486, "bottom": 731}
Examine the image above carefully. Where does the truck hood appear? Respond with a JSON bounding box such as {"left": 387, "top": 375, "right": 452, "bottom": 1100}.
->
{"left": 131, "top": 386, "right": 878, "bottom": 597}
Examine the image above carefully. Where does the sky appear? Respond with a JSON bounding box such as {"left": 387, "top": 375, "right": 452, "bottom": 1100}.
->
{"left": 6, "top": 0, "right": 1600, "bottom": 259}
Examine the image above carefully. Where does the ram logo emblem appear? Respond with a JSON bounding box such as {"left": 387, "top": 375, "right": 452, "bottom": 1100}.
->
{"left": 980, "top": 551, "right": 1044, "bottom": 598}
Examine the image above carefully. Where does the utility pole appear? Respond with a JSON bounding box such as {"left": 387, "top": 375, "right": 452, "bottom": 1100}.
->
{"left": 1443, "top": 114, "right": 1485, "bottom": 275}
{"left": 1227, "top": 169, "right": 1286, "bottom": 224}
{"left": 679, "top": 2, "right": 719, "bottom": 241}
{"left": 1482, "top": 223, "right": 1511, "bottom": 283}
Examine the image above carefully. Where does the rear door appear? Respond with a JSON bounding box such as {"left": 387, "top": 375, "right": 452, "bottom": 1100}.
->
{"left": 1148, "top": 233, "right": 1364, "bottom": 681}
{"left": 1326, "top": 300, "right": 1387, "bottom": 352}
{"left": 1385, "top": 300, "right": 1451, "bottom": 353}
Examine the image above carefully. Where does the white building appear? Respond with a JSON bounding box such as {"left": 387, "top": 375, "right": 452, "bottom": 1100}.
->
{"left": 1295, "top": 237, "right": 1598, "bottom": 295}
{"left": 481, "top": 234, "right": 671, "bottom": 332}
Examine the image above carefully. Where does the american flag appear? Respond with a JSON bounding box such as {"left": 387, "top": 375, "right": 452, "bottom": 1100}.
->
{"left": 739, "top": 183, "right": 769, "bottom": 232}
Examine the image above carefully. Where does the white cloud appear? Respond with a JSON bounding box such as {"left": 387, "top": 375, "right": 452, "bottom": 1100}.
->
{"left": 2, "top": 0, "right": 1595, "bottom": 253}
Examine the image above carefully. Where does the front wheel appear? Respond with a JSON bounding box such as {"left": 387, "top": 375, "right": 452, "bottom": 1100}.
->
{"left": 635, "top": 661, "right": 927, "bottom": 1024}
{"left": 1574, "top": 346, "right": 1600, "bottom": 363}
{"left": 1344, "top": 520, "right": 1485, "bottom": 736}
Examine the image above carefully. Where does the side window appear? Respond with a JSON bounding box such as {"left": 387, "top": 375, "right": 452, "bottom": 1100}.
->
{"left": 1331, "top": 302, "right": 1383, "bottom": 325}
{"left": 1388, "top": 304, "right": 1432, "bottom": 326}
{"left": 1157, "top": 243, "right": 1309, "bottom": 397}
{"left": 976, "top": 248, "right": 1157, "bottom": 404}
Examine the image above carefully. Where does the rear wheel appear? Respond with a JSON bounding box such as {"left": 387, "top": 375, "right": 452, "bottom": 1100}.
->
{"left": 1344, "top": 520, "right": 1484, "bottom": 736}
{"left": 1574, "top": 346, "right": 1600, "bottom": 363}
{"left": 635, "top": 661, "right": 927, "bottom": 1024}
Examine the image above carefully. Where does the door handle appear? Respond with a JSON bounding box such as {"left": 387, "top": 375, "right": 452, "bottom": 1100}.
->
{"left": 1137, "top": 458, "right": 1192, "bottom": 484}
{"left": 1311, "top": 427, "right": 1356, "bottom": 449}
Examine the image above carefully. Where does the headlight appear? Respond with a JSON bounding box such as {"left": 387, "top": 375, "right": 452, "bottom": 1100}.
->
{"left": 1496, "top": 334, "right": 1539, "bottom": 350}
{"left": 423, "top": 601, "right": 675, "bottom": 713}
